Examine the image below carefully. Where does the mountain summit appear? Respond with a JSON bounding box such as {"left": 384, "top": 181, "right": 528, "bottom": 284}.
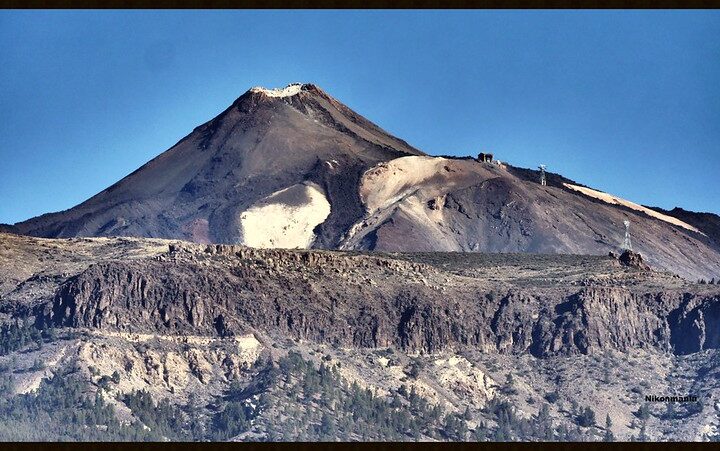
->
{"left": 14, "top": 83, "right": 720, "bottom": 280}
{"left": 16, "top": 83, "right": 424, "bottom": 248}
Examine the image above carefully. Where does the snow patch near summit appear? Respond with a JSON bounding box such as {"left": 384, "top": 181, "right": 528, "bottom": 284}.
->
{"left": 250, "top": 83, "right": 304, "bottom": 98}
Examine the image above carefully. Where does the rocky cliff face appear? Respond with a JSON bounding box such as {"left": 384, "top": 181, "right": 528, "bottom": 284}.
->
{"left": 32, "top": 243, "right": 720, "bottom": 357}
{"left": 4, "top": 233, "right": 720, "bottom": 441}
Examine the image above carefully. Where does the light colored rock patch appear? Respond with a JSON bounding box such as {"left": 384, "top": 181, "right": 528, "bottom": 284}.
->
{"left": 360, "top": 156, "right": 465, "bottom": 214}
{"left": 88, "top": 330, "right": 262, "bottom": 353}
{"left": 238, "top": 182, "right": 331, "bottom": 249}
{"left": 397, "top": 195, "right": 448, "bottom": 235}
{"left": 342, "top": 156, "right": 497, "bottom": 248}
{"left": 563, "top": 183, "right": 702, "bottom": 234}
{"left": 72, "top": 332, "right": 264, "bottom": 403}
{"left": 433, "top": 355, "right": 496, "bottom": 408}
{"left": 359, "top": 156, "right": 497, "bottom": 215}
{"left": 15, "top": 345, "right": 70, "bottom": 394}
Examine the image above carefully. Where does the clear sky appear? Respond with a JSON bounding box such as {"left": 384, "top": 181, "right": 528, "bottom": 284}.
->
{"left": 1, "top": 10, "right": 719, "bottom": 224}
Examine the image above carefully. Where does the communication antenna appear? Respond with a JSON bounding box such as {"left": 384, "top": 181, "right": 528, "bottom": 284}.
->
{"left": 539, "top": 165, "right": 547, "bottom": 186}
{"left": 622, "top": 220, "right": 633, "bottom": 251}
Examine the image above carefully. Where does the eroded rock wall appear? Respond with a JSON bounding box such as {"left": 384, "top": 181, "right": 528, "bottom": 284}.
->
{"left": 34, "top": 245, "right": 720, "bottom": 357}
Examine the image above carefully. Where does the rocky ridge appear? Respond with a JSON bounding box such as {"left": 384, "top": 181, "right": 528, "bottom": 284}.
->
{"left": 27, "top": 241, "right": 720, "bottom": 357}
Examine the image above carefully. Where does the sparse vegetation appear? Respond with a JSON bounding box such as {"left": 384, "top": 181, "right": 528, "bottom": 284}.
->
{"left": 123, "top": 389, "right": 193, "bottom": 440}
{"left": 0, "top": 322, "right": 45, "bottom": 356}
{"left": 0, "top": 366, "right": 153, "bottom": 441}
{"left": 264, "top": 351, "right": 446, "bottom": 441}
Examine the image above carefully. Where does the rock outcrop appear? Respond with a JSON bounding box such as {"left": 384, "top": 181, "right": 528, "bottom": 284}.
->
{"left": 32, "top": 244, "right": 720, "bottom": 357}
{"left": 619, "top": 250, "right": 650, "bottom": 270}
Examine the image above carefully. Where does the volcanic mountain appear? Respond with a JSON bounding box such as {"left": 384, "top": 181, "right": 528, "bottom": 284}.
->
{"left": 14, "top": 83, "right": 720, "bottom": 281}
{"left": 16, "top": 83, "right": 424, "bottom": 249}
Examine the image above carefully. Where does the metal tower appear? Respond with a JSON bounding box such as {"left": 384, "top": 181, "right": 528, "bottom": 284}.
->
{"left": 622, "top": 220, "right": 633, "bottom": 251}
{"left": 539, "top": 165, "right": 547, "bottom": 186}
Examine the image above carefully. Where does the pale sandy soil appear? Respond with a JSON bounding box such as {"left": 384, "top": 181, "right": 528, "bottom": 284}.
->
{"left": 563, "top": 183, "right": 702, "bottom": 234}
{"left": 238, "top": 182, "right": 331, "bottom": 249}
{"left": 359, "top": 156, "right": 491, "bottom": 214}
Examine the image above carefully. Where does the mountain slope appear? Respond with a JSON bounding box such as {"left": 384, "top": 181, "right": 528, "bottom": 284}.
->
{"left": 15, "top": 83, "right": 423, "bottom": 247}
{"left": 338, "top": 155, "right": 720, "bottom": 281}
{"left": 13, "top": 83, "right": 720, "bottom": 281}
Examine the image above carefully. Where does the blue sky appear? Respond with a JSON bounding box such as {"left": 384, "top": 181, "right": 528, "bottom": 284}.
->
{"left": 1, "top": 10, "right": 719, "bottom": 224}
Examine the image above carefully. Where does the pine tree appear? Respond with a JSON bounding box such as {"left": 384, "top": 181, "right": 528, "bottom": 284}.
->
{"left": 536, "top": 404, "right": 554, "bottom": 440}
{"left": 637, "top": 403, "right": 651, "bottom": 420}
{"left": 603, "top": 414, "right": 615, "bottom": 442}
{"left": 503, "top": 373, "right": 518, "bottom": 395}
{"left": 472, "top": 421, "right": 487, "bottom": 441}
{"left": 398, "top": 384, "right": 408, "bottom": 397}
{"left": 576, "top": 406, "right": 596, "bottom": 427}
{"left": 320, "top": 412, "right": 336, "bottom": 440}
{"left": 411, "top": 420, "right": 421, "bottom": 441}
{"left": 664, "top": 402, "right": 676, "bottom": 420}
{"left": 638, "top": 421, "right": 648, "bottom": 441}
{"left": 556, "top": 424, "right": 569, "bottom": 441}
{"left": 493, "top": 426, "right": 508, "bottom": 442}
{"left": 407, "top": 360, "right": 423, "bottom": 379}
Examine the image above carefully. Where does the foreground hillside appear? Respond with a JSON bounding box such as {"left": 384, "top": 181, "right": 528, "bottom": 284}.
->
{"left": 1, "top": 232, "right": 719, "bottom": 441}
